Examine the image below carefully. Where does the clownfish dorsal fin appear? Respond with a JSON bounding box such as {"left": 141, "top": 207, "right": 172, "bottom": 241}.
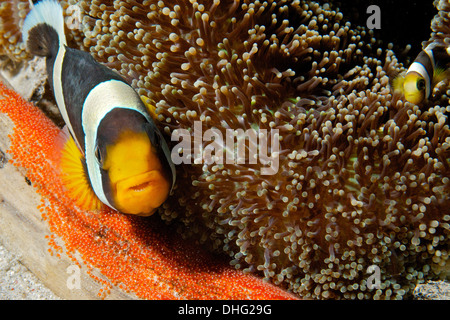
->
{"left": 58, "top": 129, "right": 103, "bottom": 211}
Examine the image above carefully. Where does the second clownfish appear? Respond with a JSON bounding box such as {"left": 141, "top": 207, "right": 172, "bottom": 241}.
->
{"left": 392, "top": 43, "right": 450, "bottom": 105}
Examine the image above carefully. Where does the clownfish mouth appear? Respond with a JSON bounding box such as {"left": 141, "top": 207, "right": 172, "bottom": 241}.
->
{"left": 405, "top": 93, "right": 423, "bottom": 105}
{"left": 114, "top": 170, "right": 170, "bottom": 216}
{"left": 129, "top": 180, "right": 152, "bottom": 192}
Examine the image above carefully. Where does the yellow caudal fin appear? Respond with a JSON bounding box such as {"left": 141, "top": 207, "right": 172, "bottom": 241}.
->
{"left": 59, "top": 133, "right": 103, "bottom": 211}
{"left": 390, "top": 72, "right": 406, "bottom": 94}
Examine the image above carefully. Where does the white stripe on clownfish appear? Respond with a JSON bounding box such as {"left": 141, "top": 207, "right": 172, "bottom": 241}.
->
{"left": 407, "top": 61, "right": 431, "bottom": 99}
{"left": 53, "top": 45, "right": 82, "bottom": 150}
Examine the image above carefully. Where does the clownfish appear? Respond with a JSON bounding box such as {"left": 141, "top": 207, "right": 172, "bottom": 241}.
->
{"left": 22, "top": 0, "right": 176, "bottom": 216}
{"left": 392, "top": 43, "right": 450, "bottom": 105}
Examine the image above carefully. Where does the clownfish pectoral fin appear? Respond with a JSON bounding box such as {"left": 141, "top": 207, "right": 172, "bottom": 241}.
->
{"left": 58, "top": 132, "right": 103, "bottom": 211}
{"left": 390, "top": 72, "right": 406, "bottom": 94}
{"left": 432, "top": 66, "right": 450, "bottom": 86}
{"left": 155, "top": 128, "right": 177, "bottom": 193}
{"left": 140, "top": 96, "right": 158, "bottom": 119}
{"left": 139, "top": 97, "right": 177, "bottom": 192}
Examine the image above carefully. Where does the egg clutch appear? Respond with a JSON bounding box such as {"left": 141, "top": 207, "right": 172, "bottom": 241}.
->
{"left": 22, "top": 0, "right": 175, "bottom": 216}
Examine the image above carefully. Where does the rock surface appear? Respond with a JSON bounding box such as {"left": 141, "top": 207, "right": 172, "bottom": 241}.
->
{"left": 413, "top": 281, "right": 450, "bottom": 300}
{"left": 0, "top": 242, "right": 60, "bottom": 300}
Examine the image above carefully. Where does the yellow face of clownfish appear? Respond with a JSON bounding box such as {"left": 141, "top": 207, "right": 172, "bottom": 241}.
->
{"left": 392, "top": 71, "right": 427, "bottom": 105}
{"left": 60, "top": 109, "right": 174, "bottom": 217}
{"left": 402, "top": 71, "right": 427, "bottom": 105}
{"left": 102, "top": 130, "right": 170, "bottom": 215}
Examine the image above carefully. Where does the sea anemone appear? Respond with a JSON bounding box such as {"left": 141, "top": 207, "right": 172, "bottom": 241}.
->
{"left": 0, "top": 0, "right": 449, "bottom": 299}
{"left": 0, "top": 0, "right": 29, "bottom": 62}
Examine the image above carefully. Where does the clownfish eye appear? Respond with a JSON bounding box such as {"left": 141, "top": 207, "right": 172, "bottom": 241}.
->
{"left": 94, "top": 145, "right": 102, "bottom": 164}
{"left": 417, "top": 79, "right": 426, "bottom": 91}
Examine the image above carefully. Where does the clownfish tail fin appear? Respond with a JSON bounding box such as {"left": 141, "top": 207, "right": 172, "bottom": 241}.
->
{"left": 22, "top": 0, "right": 66, "bottom": 57}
